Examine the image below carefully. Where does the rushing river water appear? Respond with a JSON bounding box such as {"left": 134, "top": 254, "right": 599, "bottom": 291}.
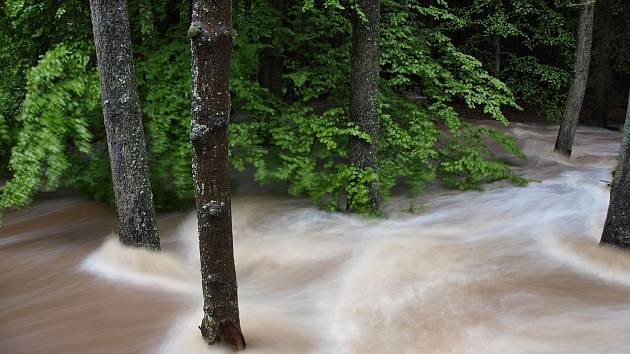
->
{"left": 3, "top": 122, "right": 630, "bottom": 354}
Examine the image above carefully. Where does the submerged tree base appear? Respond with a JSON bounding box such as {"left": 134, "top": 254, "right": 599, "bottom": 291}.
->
{"left": 600, "top": 237, "right": 630, "bottom": 250}
{"left": 199, "top": 315, "right": 246, "bottom": 351}
{"left": 553, "top": 144, "right": 572, "bottom": 159}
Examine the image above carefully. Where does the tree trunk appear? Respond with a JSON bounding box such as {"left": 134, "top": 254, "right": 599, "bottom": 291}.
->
{"left": 494, "top": 36, "right": 501, "bottom": 76}
{"left": 258, "top": 0, "right": 284, "bottom": 97}
{"left": 589, "top": 0, "right": 613, "bottom": 128}
{"left": 554, "top": 1, "right": 594, "bottom": 157}
{"left": 590, "top": 55, "right": 612, "bottom": 127}
{"left": 600, "top": 91, "right": 630, "bottom": 249}
{"left": 89, "top": 0, "right": 160, "bottom": 250}
{"left": 188, "top": 0, "right": 245, "bottom": 350}
{"left": 258, "top": 47, "right": 283, "bottom": 96}
{"left": 347, "top": 0, "right": 381, "bottom": 214}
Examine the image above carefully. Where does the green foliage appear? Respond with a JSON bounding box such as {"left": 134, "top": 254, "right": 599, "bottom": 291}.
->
{"left": 224, "top": 0, "right": 526, "bottom": 212}
{"left": 378, "top": 97, "right": 439, "bottom": 197}
{"left": 135, "top": 35, "right": 193, "bottom": 208}
{"left": 437, "top": 123, "right": 527, "bottom": 189}
{"left": 504, "top": 55, "right": 572, "bottom": 120}
{"left": 0, "top": 0, "right": 96, "bottom": 213}
{"left": 0, "top": 43, "right": 99, "bottom": 212}
{"left": 380, "top": 1, "right": 519, "bottom": 124}
{"left": 137, "top": 0, "right": 157, "bottom": 41}
{"left": 1, "top": 0, "right": 529, "bottom": 216}
{"left": 231, "top": 100, "right": 371, "bottom": 211}
{"left": 452, "top": 0, "right": 575, "bottom": 120}
{"left": 608, "top": 0, "right": 630, "bottom": 74}
{"left": 376, "top": 0, "right": 524, "bottom": 197}
{"left": 66, "top": 145, "right": 114, "bottom": 204}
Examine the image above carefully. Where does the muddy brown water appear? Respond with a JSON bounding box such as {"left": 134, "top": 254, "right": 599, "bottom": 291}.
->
{"left": 3, "top": 123, "right": 630, "bottom": 354}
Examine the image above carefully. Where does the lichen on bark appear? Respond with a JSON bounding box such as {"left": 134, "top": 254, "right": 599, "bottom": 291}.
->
{"left": 88, "top": 0, "right": 161, "bottom": 250}
{"left": 189, "top": 0, "right": 245, "bottom": 350}
{"left": 347, "top": 0, "right": 382, "bottom": 214}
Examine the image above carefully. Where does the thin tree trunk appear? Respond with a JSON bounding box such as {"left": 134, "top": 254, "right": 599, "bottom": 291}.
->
{"left": 180, "top": 0, "right": 191, "bottom": 24}
{"left": 589, "top": 0, "right": 613, "bottom": 128}
{"left": 347, "top": 0, "right": 381, "bottom": 214}
{"left": 258, "top": 0, "right": 284, "bottom": 97}
{"left": 188, "top": 0, "right": 245, "bottom": 349}
{"left": 494, "top": 36, "right": 501, "bottom": 76}
{"left": 259, "top": 47, "right": 283, "bottom": 96}
{"left": 591, "top": 52, "right": 611, "bottom": 128}
{"left": 89, "top": 0, "right": 160, "bottom": 250}
{"left": 600, "top": 91, "right": 630, "bottom": 249}
{"left": 554, "top": 1, "right": 594, "bottom": 157}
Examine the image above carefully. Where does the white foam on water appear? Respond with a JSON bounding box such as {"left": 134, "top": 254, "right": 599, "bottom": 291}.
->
{"left": 81, "top": 236, "right": 199, "bottom": 295}
{"left": 81, "top": 124, "right": 630, "bottom": 354}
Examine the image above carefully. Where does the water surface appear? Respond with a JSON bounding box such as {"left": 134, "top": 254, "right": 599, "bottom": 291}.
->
{"left": 2, "top": 123, "right": 630, "bottom": 354}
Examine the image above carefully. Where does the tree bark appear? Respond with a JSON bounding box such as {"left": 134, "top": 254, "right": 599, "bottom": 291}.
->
{"left": 89, "top": 0, "right": 160, "bottom": 250}
{"left": 589, "top": 0, "right": 613, "bottom": 128}
{"left": 347, "top": 0, "right": 381, "bottom": 214}
{"left": 189, "top": 0, "right": 245, "bottom": 350}
{"left": 554, "top": 1, "right": 594, "bottom": 157}
{"left": 600, "top": 90, "right": 630, "bottom": 249}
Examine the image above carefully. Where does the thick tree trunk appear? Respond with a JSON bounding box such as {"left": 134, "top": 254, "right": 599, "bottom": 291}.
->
{"left": 347, "top": 0, "right": 381, "bottom": 214}
{"left": 589, "top": 0, "right": 613, "bottom": 128}
{"left": 554, "top": 1, "right": 594, "bottom": 157}
{"left": 89, "top": 0, "right": 160, "bottom": 250}
{"left": 188, "top": 0, "right": 245, "bottom": 350}
{"left": 600, "top": 91, "right": 630, "bottom": 249}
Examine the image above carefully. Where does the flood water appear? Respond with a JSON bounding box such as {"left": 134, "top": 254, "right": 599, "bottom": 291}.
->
{"left": 3, "top": 122, "right": 630, "bottom": 354}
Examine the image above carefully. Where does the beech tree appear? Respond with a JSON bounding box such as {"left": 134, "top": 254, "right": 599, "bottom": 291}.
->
{"left": 188, "top": 0, "right": 246, "bottom": 349}
{"left": 88, "top": 0, "right": 160, "bottom": 250}
{"left": 554, "top": 1, "right": 595, "bottom": 157}
{"left": 600, "top": 91, "right": 630, "bottom": 249}
{"left": 347, "top": 0, "right": 381, "bottom": 214}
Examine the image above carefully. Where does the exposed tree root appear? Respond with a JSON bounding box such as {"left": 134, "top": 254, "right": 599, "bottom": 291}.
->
{"left": 200, "top": 317, "right": 246, "bottom": 351}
